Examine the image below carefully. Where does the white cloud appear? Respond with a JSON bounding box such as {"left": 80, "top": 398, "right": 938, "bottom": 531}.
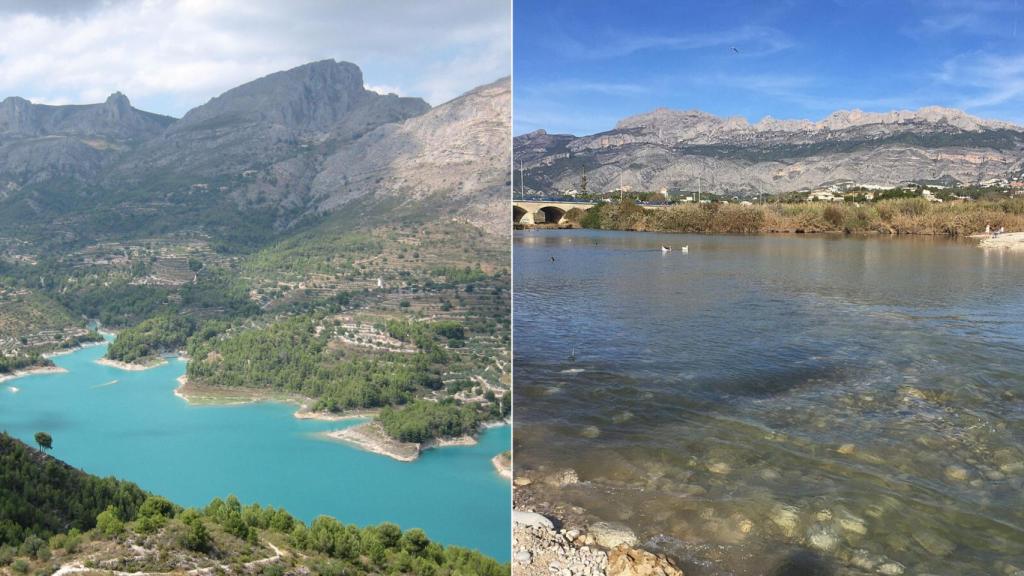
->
{"left": 0, "top": 0, "right": 510, "bottom": 116}
{"left": 934, "top": 51, "right": 1024, "bottom": 109}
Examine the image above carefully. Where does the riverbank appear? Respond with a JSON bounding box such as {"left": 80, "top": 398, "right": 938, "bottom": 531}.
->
{"left": 0, "top": 365, "right": 68, "bottom": 384}
{"left": 570, "top": 197, "right": 1024, "bottom": 237}
{"left": 43, "top": 338, "right": 107, "bottom": 359}
{"left": 512, "top": 506, "right": 684, "bottom": 576}
{"left": 977, "top": 231, "right": 1024, "bottom": 251}
{"left": 492, "top": 451, "right": 512, "bottom": 479}
{"left": 95, "top": 356, "right": 167, "bottom": 371}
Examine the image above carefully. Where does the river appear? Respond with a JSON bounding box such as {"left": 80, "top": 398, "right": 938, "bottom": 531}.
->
{"left": 514, "top": 229, "right": 1024, "bottom": 575}
{"left": 1, "top": 340, "right": 510, "bottom": 561}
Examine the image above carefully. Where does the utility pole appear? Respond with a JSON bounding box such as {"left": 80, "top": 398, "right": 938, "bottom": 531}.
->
{"left": 519, "top": 159, "right": 525, "bottom": 199}
{"left": 580, "top": 165, "right": 588, "bottom": 197}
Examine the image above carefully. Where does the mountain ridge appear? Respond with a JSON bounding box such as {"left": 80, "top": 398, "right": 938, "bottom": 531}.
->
{"left": 516, "top": 105, "right": 1024, "bottom": 195}
{"left": 0, "top": 60, "right": 507, "bottom": 245}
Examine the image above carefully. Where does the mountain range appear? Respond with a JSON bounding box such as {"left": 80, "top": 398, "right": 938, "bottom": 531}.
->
{"left": 514, "top": 106, "right": 1024, "bottom": 196}
{"left": 0, "top": 60, "right": 509, "bottom": 247}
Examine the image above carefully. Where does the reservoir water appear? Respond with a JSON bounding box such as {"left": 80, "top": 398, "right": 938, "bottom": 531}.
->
{"left": 0, "top": 340, "right": 510, "bottom": 561}
{"left": 515, "top": 229, "right": 1024, "bottom": 575}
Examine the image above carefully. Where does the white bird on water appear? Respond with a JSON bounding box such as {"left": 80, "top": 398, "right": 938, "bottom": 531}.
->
{"left": 661, "top": 245, "right": 671, "bottom": 253}
{"left": 680, "top": 245, "right": 689, "bottom": 253}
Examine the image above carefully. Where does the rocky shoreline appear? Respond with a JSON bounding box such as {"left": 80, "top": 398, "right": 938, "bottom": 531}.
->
{"left": 513, "top": 509, "right": 684, "bottom": 576}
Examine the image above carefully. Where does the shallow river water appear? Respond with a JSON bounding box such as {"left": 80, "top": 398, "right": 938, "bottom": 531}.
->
{"left": 514, "top": 229, "right": 1024, "bottom": 576}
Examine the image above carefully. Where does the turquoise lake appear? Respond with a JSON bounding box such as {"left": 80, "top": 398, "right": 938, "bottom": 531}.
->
{"left": 0, "top": 339, "right": 510, "bottom": 561}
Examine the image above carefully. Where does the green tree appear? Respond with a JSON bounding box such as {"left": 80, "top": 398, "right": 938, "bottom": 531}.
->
{"left": 33, "top": 432, "right": 52, "bottom": 452}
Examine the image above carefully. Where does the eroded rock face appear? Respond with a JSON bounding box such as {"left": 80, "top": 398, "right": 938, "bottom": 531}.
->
{"left": 313, "top": 77, "right": 511, "bottom": 234}
{"left": 607, "top": 545, "right": 684, "bottom": 576}
{"left": 515, "top": 106, "right": 1024, "bottom": 196}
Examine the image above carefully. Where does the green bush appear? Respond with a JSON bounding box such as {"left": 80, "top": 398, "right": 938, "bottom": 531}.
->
{"left": 95, "top": 506, "right": 124, "bottom": 537}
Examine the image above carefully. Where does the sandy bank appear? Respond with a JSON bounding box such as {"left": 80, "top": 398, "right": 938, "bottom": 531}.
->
{"left": 0, "top": 365, "right": 68, "bottom": 383}
{"left": 324, "top": 422, "right": 422, "bottom": 462}
{"left": 324, "top": 421, "right": 481, "bottom": 462}
{"left": 977, "top": 231, "right": 1024, "bottom": 251}
{"left": 95, "top": 356, "right": 167, "bottom": 371}
{"left": 492, "top": 451, "right": 512, "bottom": 479}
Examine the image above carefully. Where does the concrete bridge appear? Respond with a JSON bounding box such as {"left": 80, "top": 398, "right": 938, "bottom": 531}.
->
{"left": 513, "top": 200, "right": 597, "bottom": 225}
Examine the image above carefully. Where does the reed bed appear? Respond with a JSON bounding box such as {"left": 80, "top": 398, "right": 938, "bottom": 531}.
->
{"left": 574, "top": 198, "right": 1024, "bottom": 236}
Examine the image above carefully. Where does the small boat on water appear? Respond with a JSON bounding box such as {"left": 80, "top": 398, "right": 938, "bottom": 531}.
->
{"left": 7, "top": 386, "right": 19, "bottom": 393}
{"left": 661, "top": 245, "right": 672, "bottom": 253}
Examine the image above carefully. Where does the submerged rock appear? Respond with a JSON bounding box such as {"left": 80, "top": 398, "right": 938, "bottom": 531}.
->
{"left": 612, "top": 411, "right": 635, "bottom": 424}
{"left": 581, "top": 425, "right": 601, "bottom": 438}
{"left": 848, "top": 549, "right": 882, "bottom": 571}
{"left": 707, "top": 461, "right": 732, "bottom": 475}
{"left": 836, "top": 511, "right": 868, "bottom": 536}
{"left": 912, "top": 529, "right": 956, "bottom": 556}
{"left": 546, "top": 469, "right": 580, "bottom": 487}
{"left": 771, "top": 505, "right": 801, "bottom": 538}
{"left": 589, "top": 521, "right": 639, "bottom": 549}
{"left": 807, "top": 524, "right": 839, "bottom": 552}
{"left": 945, "top": 465, "right": 970, "bottom": 482}
{"left": 878, "top": 561, "right": 905, "bottom": 575}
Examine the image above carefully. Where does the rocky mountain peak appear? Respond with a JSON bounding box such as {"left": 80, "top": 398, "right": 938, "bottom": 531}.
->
{"left": 173, "top": 59, "right": 426, "bottom": 135}
{"left": 0, "top": 96, "right": 36, "bottom": 133}
{"left": 105, "top": 91, "right": 131, "bottom": 107}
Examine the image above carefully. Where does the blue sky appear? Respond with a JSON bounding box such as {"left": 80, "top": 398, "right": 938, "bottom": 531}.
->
{"left": 514, "top": 0, "right": 1024, "bottom": 135}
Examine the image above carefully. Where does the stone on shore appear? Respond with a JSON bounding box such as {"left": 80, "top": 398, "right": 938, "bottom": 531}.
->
{"left": 514, "top": 510, "right": 555, "bottom": 530}
{"left": 590, "top": 521, "right": 638, "bottom": 549}
{"left": 607, "top": 545, "right": 684, "bottom": 576}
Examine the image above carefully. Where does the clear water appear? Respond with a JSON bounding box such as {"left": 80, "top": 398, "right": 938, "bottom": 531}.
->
{"left": 0, "top": 339, "right": 510, "bottom": 561}
{"left": 514, "top": 229, "right": 1024, "bottom": 575}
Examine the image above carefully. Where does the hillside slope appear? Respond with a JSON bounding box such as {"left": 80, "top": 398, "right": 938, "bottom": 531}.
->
{"left": 0, "top": 433, "right": 508, "bottom": 574}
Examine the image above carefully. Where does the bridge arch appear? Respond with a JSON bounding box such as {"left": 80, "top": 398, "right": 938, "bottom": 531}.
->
{"left": 513, "top": 205, "right": 528, "bottom": 224}
{"left": 537, "top": 206, "right": 566, "bottom": 224}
